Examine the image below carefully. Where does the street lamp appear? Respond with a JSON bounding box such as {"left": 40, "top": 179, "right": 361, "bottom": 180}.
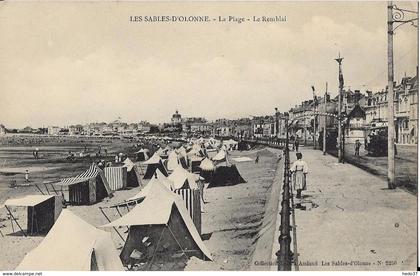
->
{"left": 387, "top": 1, "right": 418, "bottom": 188}
{"left": 335, "top": 53, "right": 344, "bottom": 163}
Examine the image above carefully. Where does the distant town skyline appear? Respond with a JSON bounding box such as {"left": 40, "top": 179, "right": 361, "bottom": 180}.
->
{"left": 0, "top": 1, "right": 418, "bottom": 128}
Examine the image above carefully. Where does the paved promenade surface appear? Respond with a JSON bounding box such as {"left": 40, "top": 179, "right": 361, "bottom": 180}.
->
{"left": 292, "top": 148, "right": 417, "bottom": 271}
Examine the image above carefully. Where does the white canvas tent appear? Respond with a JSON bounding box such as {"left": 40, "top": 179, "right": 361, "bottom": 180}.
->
{"left": 122, "top": 158, "right": 143, "bottom": 187}
{"left": 101, "top": 178, "right": 211, "bottom": 264}
{"left": 136, "top": 148, "right": 149, "bottom": 162}
{"left": 212, "top": 149, "right": 227, "bottom": 162}
{"left": 166, "top": 150, "right": 180, "bottom": 171}
{"left": 128, "top": 172, "right": 174, "bottom": 200}
{"left": 168, "top": 166, "right": 199, "bottom": 190}
{"left": 143, "top": 153, "right": 168, "bottom": 179}
{"left": 199, "top": 158, "right": 215, "bottom": 171}
{"left": 16, "top": 210, "right": 124, "bottom": 271}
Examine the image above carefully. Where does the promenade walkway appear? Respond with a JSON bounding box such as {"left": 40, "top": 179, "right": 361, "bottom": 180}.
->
{"left": 291, "top": 148, "right": 417, "bottom": 271}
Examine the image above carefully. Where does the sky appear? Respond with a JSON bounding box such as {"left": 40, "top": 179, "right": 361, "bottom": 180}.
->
{"left": 0, "top": 1, "right": 418, "bottom": 128}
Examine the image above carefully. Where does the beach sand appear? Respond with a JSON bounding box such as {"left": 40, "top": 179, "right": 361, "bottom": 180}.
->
{"left": 0, "top": 141, "right": 281, "bottom": 271}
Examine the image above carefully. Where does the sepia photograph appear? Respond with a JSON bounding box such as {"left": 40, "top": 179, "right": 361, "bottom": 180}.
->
{"left": 0, "top": 0, "right": 418, "bottom": 273}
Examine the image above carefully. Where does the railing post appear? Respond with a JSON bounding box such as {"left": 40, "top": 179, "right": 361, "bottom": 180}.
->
{"left": 277, "top": 114, "right": 292, "bottom": 271}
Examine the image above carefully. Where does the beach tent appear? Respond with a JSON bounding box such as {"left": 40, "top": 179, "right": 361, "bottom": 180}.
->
{"left": 136, "top": 148, "right": 149, "bottom": 162}
{"left": 212, "top": 149, "right": 227, "bottom": 163}
{"left": 166, "top": 151, "right": 180, "bottom": 171}
{"left": 168, "top": 166, "right": 199, "bottom": 190}
{"left": 222, "top": 139, "right": 238, "bottom": 150}
{"left": 207, "top": 165, "right": 246, "bottom": 188}
{"left": 189, "top": 155, "right": 204, "bottom": 173}
{"left": 199, "top": 158, "right": 215, "bottom": 183}
{"left": 208, "top": 137, "right": 220, "bottom": 147}
{"left": 101, "top": 178, "right": 211, "bottom": 265}
{"left": 178, "top": 146, "right": 187, "bottom": 158}
{"left": 143, "top": 153, "right": 169, "bottom": 179}
{"left": 123, "top": 158, "right": 142, "bottom": 187}
{"left": 16, "top": 210, "right": 124, "bottom": 271}
{"left": 237, "top": 141, "right": 249, "bottom": 151}
{"left": 155, "top": 147, "right": 165, "bottom": 157}
{"left": 104, "top": 166, "right": 127, "bottom": 191}
{"left": 199, "top": 158, "right": 215, "bottom": 171}
{"left": 56, "top": 163, "right": 112, "bottom": 205}
{"left": 4, "top": 195, "right": 62, "bottom": 236}
{"left": 129, "top": 172, "right": 174, "bottom": 200}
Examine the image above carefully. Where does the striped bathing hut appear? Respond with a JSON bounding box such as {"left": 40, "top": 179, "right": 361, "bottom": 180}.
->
{"left": 173, "top": 188, "right": 201, "bottom": 234}
{"left": 104, "top": 167, "right": 127, "bottom": 191}
{"left": 56, "top": 163, "right": 112, "bottom": 205}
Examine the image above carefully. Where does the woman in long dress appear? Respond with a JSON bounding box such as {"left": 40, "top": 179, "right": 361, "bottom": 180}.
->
{"left": 290, "top": 152, "right": 308, "bottom": 199}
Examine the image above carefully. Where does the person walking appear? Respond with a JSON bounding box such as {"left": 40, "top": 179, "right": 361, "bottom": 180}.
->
{"left": 290, "top": 152, "right": 308, "bottom": 199}
{"left": 294, "top": 138, "right": 300, "bottom": 152}
{"left": 24, "top": 170, "right": 29, "bottom": 182}
{"left": 255, "top": 154, "right": 259, "bottom": 164}
{"left": 354, "top": 140, "right": 361, "bottom": 157}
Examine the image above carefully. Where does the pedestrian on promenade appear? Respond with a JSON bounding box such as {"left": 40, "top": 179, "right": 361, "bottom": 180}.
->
{"left": 255, "top": 154, "right": 259, "bottom": 164}
{"left": 294, "top": 138, "right": 300, "bottom": 152}
{"left": 291, "top": 135, "right": 295, "bottom": 151}
{"left": 394, "top": 141, "right": 398, "bottom": 156}
{"left": 354, "top": 140, "right": 361, "bottom": 156}
{"left": 290, "top": 152, "right": 308, "bottom": 199}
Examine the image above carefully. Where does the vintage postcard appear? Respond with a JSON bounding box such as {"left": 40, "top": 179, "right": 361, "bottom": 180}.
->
{"left": 0, "top": 0, "right": 418, "bottom": 273}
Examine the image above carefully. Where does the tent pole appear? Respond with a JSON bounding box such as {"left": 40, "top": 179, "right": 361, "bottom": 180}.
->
{"left": 148, "top": 227, "right": 166, "bottom": 270}
{"left": 167, "top": 225, "right": 189, "bottom": 261}
{"left": 5, "top": 206, "right": 26, "bottom": 237}
{"left": 34, "top": 183, "right": 45, "bottom": 195}
{"left": 43, "top": 183, "right": 50, "bottom": 195}
{"left": 31, "top": 207, "right": 35, "bottom": 235}
{"left": 9, "top": 212, "right": 14, "bottom": 233}
{"left": 50, "top": 183, "right": 59, "bottom": 195}
{"left": 115, "top": 206, "right": 130, "bottom": 232}
{"left": 99, "top": 207, "right": 125, "bottom": 242}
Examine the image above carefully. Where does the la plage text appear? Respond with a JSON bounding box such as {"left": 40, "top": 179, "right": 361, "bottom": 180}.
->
{"left": 129, "top": 15, "right": 287, "bottom": 23}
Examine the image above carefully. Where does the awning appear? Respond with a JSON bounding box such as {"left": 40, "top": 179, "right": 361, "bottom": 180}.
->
{"left": 56, "top": 177, "right": 92, "bottom": 187}
{"left": 5, "top": 195, "right": 55, "bottom": 207}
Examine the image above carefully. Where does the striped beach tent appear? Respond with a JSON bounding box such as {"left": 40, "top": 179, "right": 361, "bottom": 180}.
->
{"left": 56, "top": 163, "right": 112, "bottom": 205}
{"left": 173, "top": 188, "right": 202, "bottom": 234}
{"left": 104, "top": 166, "right": 127, "bottom": 191}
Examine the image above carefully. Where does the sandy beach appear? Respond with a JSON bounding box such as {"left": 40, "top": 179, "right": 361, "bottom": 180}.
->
{"left": 0, "top": 136, "right": 282, "bottom": 271}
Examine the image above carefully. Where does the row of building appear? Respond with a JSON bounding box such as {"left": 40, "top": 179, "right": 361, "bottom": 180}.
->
{"left": 287, "top": 71, "right": 418, "bottom": 145}
{"left": 1, "top": 71, "right": 417, "bottom": 144}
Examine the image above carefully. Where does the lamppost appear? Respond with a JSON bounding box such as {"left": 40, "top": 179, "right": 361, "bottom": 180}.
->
{"left": 335, "top": 53, "right": 344, "bottom": 163}
{"left": 275, "top": 107, "right": 280, "bottom": 143}
{"left": 323, "top": 82, "right": 328, "bottom": 155}
{"left": 387, "top": 1, "right": 418, "bottom": 188}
